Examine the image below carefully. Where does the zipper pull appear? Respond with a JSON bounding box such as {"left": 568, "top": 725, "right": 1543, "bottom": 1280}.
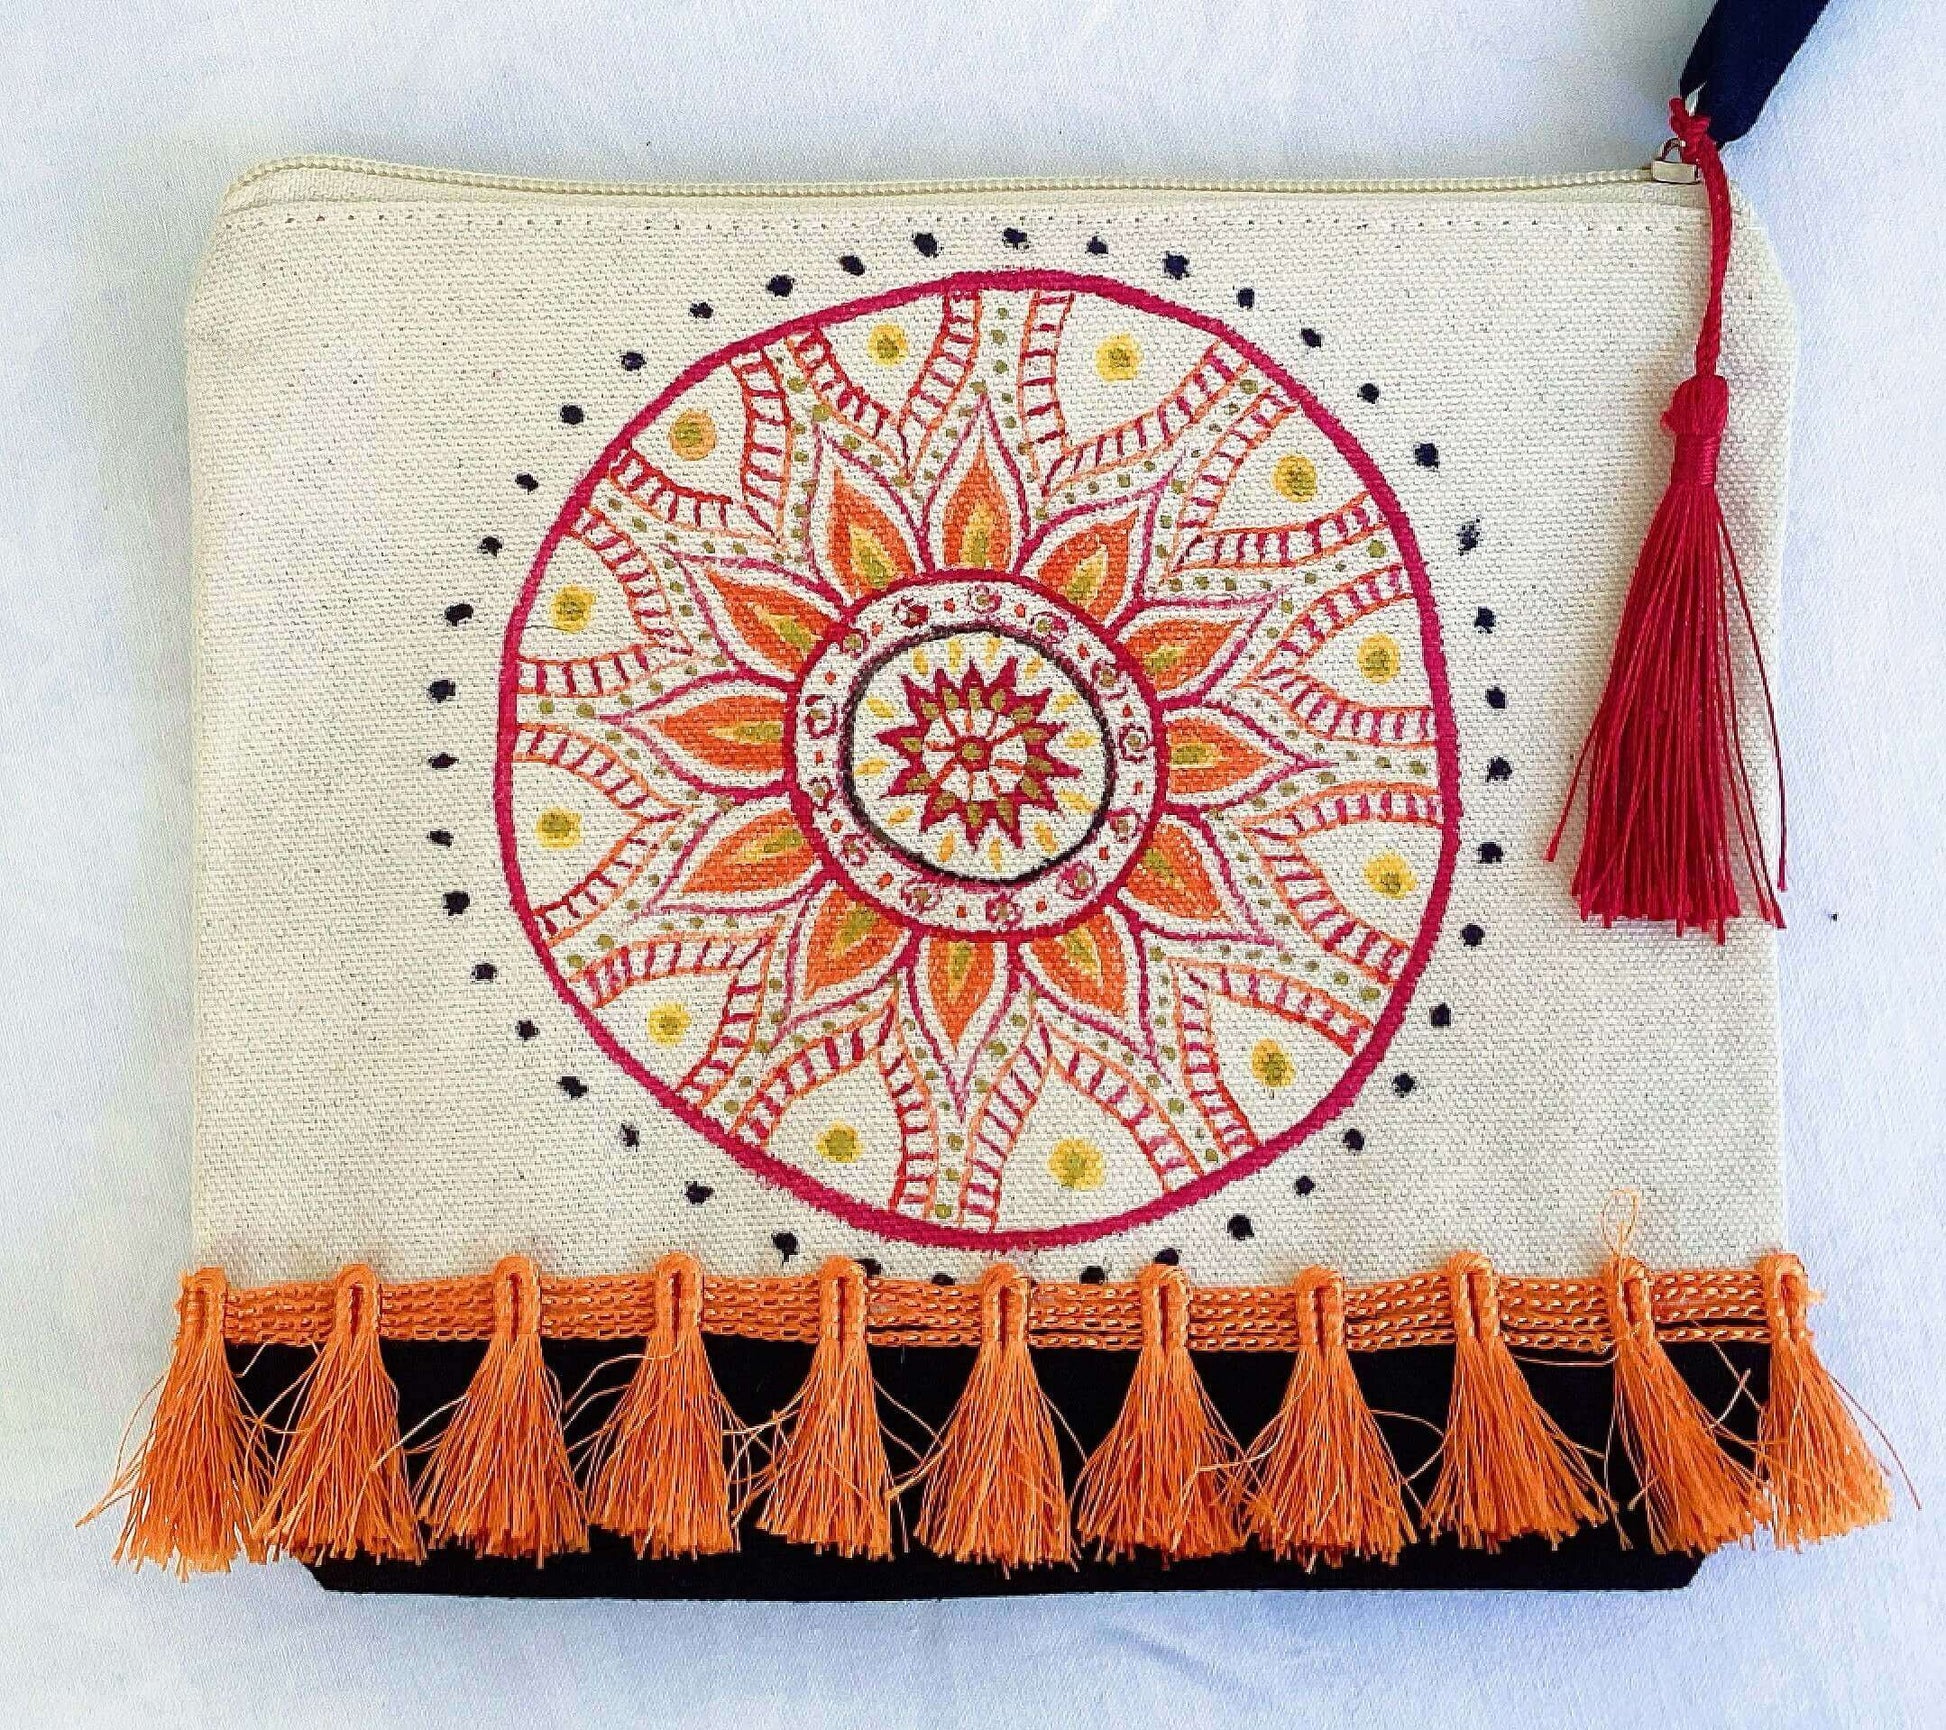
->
{"left": 1650, "top": 137, "right": 1701, "bottom": 183}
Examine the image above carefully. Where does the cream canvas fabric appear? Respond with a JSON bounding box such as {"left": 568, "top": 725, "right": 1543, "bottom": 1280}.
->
{"left": 188, "top": 162, "right": 1792, "bottom": 1289}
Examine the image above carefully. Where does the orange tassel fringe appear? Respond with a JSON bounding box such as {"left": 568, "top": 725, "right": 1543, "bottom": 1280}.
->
{"left": 585, "top": 1251, "right": 739, "bottom": 1559}
{"left": 1757, "top": 1253, "right": 1892, "bottom": 1547}
{"left": 756, "top": 1257, "right": 895, "bottom": 1558}
{"left": 254, "top": 1264, "right": 421, "bottom": 1563}
{"left": 416, "top": 1254, "right": 587, "bottom": 1562}
{"left": 912, "top": 1263, "right": 1071, "bottom": 1569}
{"left": 1246, "top": 1268, "right": 1413, "bottom": 1566}
{"left": 1075, "top": 1263, "right": 1244, "bottom": 1560}
{"left": 1424, "top": 1253, "right": 1611, "bottom": 1550}
{"left": 96, "top": 1268, "right": 270, "bottom": 1576}
{"left": 1602, "top": 1254, "right": 1760, "bottom": 1555}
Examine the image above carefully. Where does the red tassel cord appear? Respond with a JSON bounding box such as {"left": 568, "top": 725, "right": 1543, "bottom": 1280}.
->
{"left": 1548, "top": 98, "right": 1786, "bottom": 938}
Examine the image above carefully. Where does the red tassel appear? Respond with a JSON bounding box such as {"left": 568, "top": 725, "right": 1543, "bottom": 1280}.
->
{"left": 92, "top": 1268, "right": 270, "bottom": 1576}
{"left": 1548, "top": 98, "right": 1785, "bottom": 938}
{"left": 255, "top": 1264, "right": 422, "bottom": 1563}
{"left": 585, "top": 1252, "right": 740, "bottom": 1559}
{"left": 912, "top": 1263, "right": 1071, "bottom": 1568}
{"left": 1757, "top": 1254, "right": 1892, "bottom": 1546}
{"left": 416, "top": 1254, "right": 588, "bottom": 1562}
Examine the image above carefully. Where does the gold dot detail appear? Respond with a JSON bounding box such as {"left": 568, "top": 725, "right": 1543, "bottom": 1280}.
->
{"left": 1273, "top": 452, "right": 1319, "bottom": 503}
{"left": 816, "top": 1123, "right": 863, "bottom": 1164}
{"left": 1363, "top": 850, "right": 1418, "bottom": 899}
{"left": 535, "top": 807, "right": 583, "bottom": 850}
{"left": 1094, "top": 334, "right": 1141, "bottom": 382}
{"left": 1250, "top": 1040, "right": 1294, "bottom": 1088}
{"left": 1047, "top": 1137, "right": 1105, "bottom": 1189}
{"left": 867, "top": 323, "right": 910, "bottom": 365}
{"left": 647, "top": 1002, "right": 691, "bottom": 1045}
{"left": 550, "top": 585, "right": 596, "bottom": 632}
{"left": 1357, "top": 632, "right": 1401, "bottom": 684}
{"left": 668, "top": 409, "right": 717, "bottom": 462}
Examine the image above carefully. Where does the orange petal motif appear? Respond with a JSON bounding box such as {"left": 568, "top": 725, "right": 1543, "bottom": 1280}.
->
{"left": 803, "top": 890, "right": 905, "bottom": 998}
{"left": 701, "top": 569, "right": 836, "bottom": 675}
{"left": 1028, "top": 914, "right": 1128, "bottom": 1017}
{"left": 941, "top": 448, "right": 1015, "bottom": 573}
{"left": 650, "top": 693, "right": 787, "bottom": 778}
{"left": 1032, "top": 511, "right": 1136, "bottom": 621}
{"left": 1120, "top": 820, "right": 1222, "bottom": 923}
{"left": 926, "top": 940, "right": 999, "bottom": 1048}
{"left": 1164, "top": 713, "right": 1271, "bottom": 798}
{"left": 827, "top": 471, "right": 918, "bottom": 597}
{"left": 681, "top": 809, "right": 818, "bottom": 897}
{"left": 1119, "top": 613, "right": 1250, "bottom": 695}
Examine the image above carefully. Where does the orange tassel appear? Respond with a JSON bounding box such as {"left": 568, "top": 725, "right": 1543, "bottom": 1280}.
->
{"left": 1602, "top": 1254, "right": 1760, "bottom": 1554}
{"left": 1757, "top": 1253, "right": 1891, "bottom": 1546}
{"left": 585, "top": 1251, "right": 739, "bottom": 1559}
{"left": 255, "top": 1264, "right": 422, "bottom": 1563}
{"left": 1075, "top": 1263, "right": 1243, "bottom": 1560}
{"left": 416, "top": 1254, "right": 587, "bottom": 1562}
{"left": 1246, "top": 1267, "right": 1413, "bottom": 1565}
{"left": 1424, "top": 1252, "right": 1610, "bottom": 1550}
{"left": 912, "top": 1263, "right": 1071, "bottom": 1568}
{"left": 94, "top": 1268, "right": 269, "bottom": 1576}
{"left": 756, "top": 1257, "right": 895, "bottom": 1558}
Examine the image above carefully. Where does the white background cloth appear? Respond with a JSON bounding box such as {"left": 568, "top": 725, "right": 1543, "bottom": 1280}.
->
{"left": 0, "top": 1, "right": 1939, "bottom": 1724}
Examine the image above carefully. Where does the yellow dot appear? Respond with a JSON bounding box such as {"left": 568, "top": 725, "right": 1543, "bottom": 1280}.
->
{"left": 1364, "top": 850, "right": 1418, "bottom": 899}
{"left": 1095, "top": 334, "right": 1142, "bottom": 382}
{"left": 816, "top": 1123, "right": 863, "bottom": 1164}
{"left": 1048, "top": 1138, "right": 1105, "bottom": 1190}
{"left": 551, "top": 585, "right": 596, "bottom": 632}
{"left": 668, "top": 409, "right": 717, "bottom": 462}
{"left": 867, "top": 323, "right": 910, "bottom": 365}
{"left": 1357, "top": 632, "right": 1401, "bottom": 684}
{"left": 1273, "top": 452, "right": 1319, "bottom": 503}
{"left": 535, "top": 807, "right": 582, "bottom": 850}
{"left": 647, "top": 1002, "right": 691, "bottom": 1045}
{"left": 1251, "top": 1040, "right": 1295, "bottom": 1088}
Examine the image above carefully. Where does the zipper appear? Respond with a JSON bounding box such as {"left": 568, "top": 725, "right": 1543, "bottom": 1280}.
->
{"left": 226, "top": 153, "right": 1676, "bottom": 204}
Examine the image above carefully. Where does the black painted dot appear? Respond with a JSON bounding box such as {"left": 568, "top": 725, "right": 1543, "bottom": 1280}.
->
{"left": 1393, "top": 1072, "right": 1416, "bottom": 1096}
{"left": 858, "top": 1257, "right": 882, "bottom": 1278}
{"left": 428, "top": 829, "right": 453, "bottom": 847}
{"left": 690, "top": 302, "right": 713, "bottom": 319}
{"left": 772, "top": 1231, "right": 799, "bottom": 1262}
{"left": 1086, "top": 236, "right": 1108, "bottom": 256}
{"left": 1477, "top": 841, "right": 1504, "bottom": 865}
{"left": 1430, "top": 1002, "right": 1452, "bottom": 1028}
{"left": 1235, "top": 287, "right": 1255, "bottom": 309}
{"left": 1002, "top": 226, "right": 1029, "bottom": 249}
{"left": 428, "top": 678, "right": 456, "bottom": 703}
{"left": 766, "top": 274, "right": 794, "bottom": 297}
{"left": 442, "top": 890, "right": 469, "bottom": 916}
{"left": 1461, "top": 923, "right": 1485, "bottom": 947}
{"left": 1152, "top": 1247, "right": 1181, "bottom": 1266}
{"left": 1294, "top": 1175, "right": 1316, "bottom": 1197}
{"left": 930, "top": 1271, "right": 955, "bottom": 1286}
{"left": 621, "top": 351, "right": 645, "bottom": 371}
{"left": 1414, "top": 442, "right": 1439, "bottom": 468}
{"left": 1342, "top": 1129, "right": 1365, "bottom": 1152}
{"left": 559, "top": 1075, "right": 588, "bottom": 1099}
{"left": 913, "top": 232, "right": 939, "bottom": 258}
{"left": 1162, "top": 253, "right": 1189, "bottom": 280}
{"left": 1486, "top": 757, "right": 1512, "bottom": 782}
{"left": 1226, "top": 1214, "right": 1254, "bottom": 1241}
{"left": 1359, "top": 382, "right": 1380, "bottom": 403}
{"left": 472, "top": 961, "right": 496, "bottom": 982}
{"left": 619, "top": 1123, "right": 639, "bottom": 1148}
{"left": 1474, "top": 606, "right": 1495, "bottom": 632}
{"left": 515, "top": 472, "right": 539, "bottom": 492}
{"left": 428, "top": 752, "right": 456, "bottom": 769}
{"left": 1300, "top": 327, "right": 1322, "bottom": 348}
{"left": 560, "top": 404, "right": 584, "bottom": 425}
{"left": 515, "top": 1019, "right": 538, "bottom": 1040}
{"left": 478, "top": 535, "right": 502, "bottom": 556}
{"left": 1458, "top": 517, "right": 1481, "bottom": 554}
{"left": 838, "top": 254, "right": 866, "bottom": 276}
{"left": 685, "top": 1180, "right": 713, "bottom": 1204}
{"left": 444, "top": 603, "right": 473, "bottom": 625}
{"left": 1486, "top": 686, "right": 1506, "bottom": 710}
{"left": 1079, "top": 1264, "right": 1107, "bottom": 1284}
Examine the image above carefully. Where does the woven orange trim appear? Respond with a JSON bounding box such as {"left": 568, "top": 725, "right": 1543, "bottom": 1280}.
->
{"left": 221, "top": 1263, "right": 1769, "bottom": 1355}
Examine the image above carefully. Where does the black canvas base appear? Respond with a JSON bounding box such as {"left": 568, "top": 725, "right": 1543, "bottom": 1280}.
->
{"left": 228, "top": 1332, "right": 1768, "bottom": 1600}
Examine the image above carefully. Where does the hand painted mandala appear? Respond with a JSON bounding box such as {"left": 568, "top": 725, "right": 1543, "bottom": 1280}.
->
{"left": 498, "top": 272, "right": 1460, "bottom": 1245}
